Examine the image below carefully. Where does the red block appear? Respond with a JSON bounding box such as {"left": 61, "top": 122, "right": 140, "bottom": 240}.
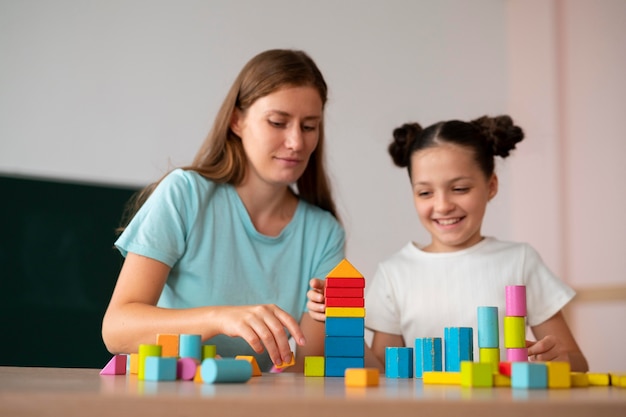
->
{"left": 325, "top": 277, "right": 365, "bottom": 288}
{"left": 499, "top": 362, "right": 512, "bottom": 377}
{"left": 325, "top": 287, "right": 364, "bottom": 298}
{"left": 325, "top": 297, "right": 365, "bottom": 307}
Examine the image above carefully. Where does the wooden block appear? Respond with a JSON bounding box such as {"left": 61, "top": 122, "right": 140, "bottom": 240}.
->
{"left": 477, "top": 306, "right": 499, "bottom": 348}
{"left": 493, "top": 373, "right": 511, "bottom": 387}
{"left": 587, "top": 372, "right": 610, "bottom": 386}
{"left": 177, "top": 357, "right": 199, "bottom": 381}
{"left": 385, "top": 347, "right": 413, "bottom": 378}
{"left": 144, "top": 356, "right": 177, "bottom": 381}
{"left": 505, "top": 285, "right": 527, "bottom": 317}
{"left": 325, "top": 287, "right": 364, "bottom": 298}
{"left": 345, "top": 368, "right": 379, "bottom": 387}
{"left": 422, "top": 371, "right": 461, "bottom": 385}
{"left": 325, "top": 337, "right": 364, "bottom": 357}
{"left": 546, "top": 361, "right": 571, "bottom": 388}
{"left": 156, "top": 333, "right": 179, "bottom": 357}
{"left": 570, "top": 372, "right": 589, "bottom": 387}
{"left": 506, "top": 347, "right": 529, "bottom": 362}
{"left": 304, "top": 356, "right": 325, "bottom": 377}
{"left": 325, "top": 297, "right": 364, "bottom": 307}
{"left": 610, "top": 373, "right": 626, "bottom": 388}
{"left": 193, "top": 366, "right": 203, "bottom": 383}
{"left": 138, "top": 344, "right": 162, "bottom": 381}
{"left": 202, "top": 344, "right": 217, "bottom": 360}
{"left": 201, "top": 358, "right": 252, "bottom": 383}
{"left": 129, "top": 353, "right": 139, "bottom": 375}
{"left": 99, "top": 354, "right": 127, "bottom": 375}
{"left": 414, "top": 337, "right": 442, "bottom": 378}
{"left": 461, "top": 361, "right": 493, "bottom": 388}
{"left": 325, "top": 307, "right": 365, "bottom": 318}
{"left": 326, "top": 259, "right": 363, "bottom": 278}
{"left": 274, "top": 352, "right": 295, "bottom": 369}
{"left": 498, "top": 361, "right": 512, "bottom": 377}
{"left": 325, "top": 357, "right": 364, "bottom": 377}
{"left": 235, "top": 355, "right": 262, "bottom": 376}
{"left": 325, "top": 277, "right": 365, "bottom": 288}
{"left": 511, "top": 362, "right": 547, "bottom": 389}
{"left": 503, "top": 316, "right": 526, "bottom": 348}
{"left": 325, "top": 317, "right": 364, "bottom": 337}
{"left": 479, "top": 348, "right": 500, "bottom": 374}
{"left": 179, "top": 334, "right": 202, "bottom": 361}
{"left": 444, "top": 327, "right": 473, "bottom": 372}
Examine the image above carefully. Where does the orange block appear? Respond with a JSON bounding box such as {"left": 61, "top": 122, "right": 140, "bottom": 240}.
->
{"left": 156, "top": 334, "right": 180, "bottom": 357}
{"left": 274, "top": 352, "right": 295, "bottom": 369}
{"left": 326, "top": 259, "right": 363, "bottom": 278}
{"left": 236, "top": 355, "right": 263, "bottom": 376}
{"left": 129, "top": 353, "right": 139, "bottom": 375}
{"left": 345, "top": 368, "right": 379, "bottom": 387}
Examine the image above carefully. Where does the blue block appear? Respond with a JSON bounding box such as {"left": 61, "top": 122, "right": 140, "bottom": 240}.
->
{"left": 511, "top": 362, "right": 548, "bottom": 389}
{"left": 385, "top": 347, "right": 413, "bottom": 378}
{"left": 414, "top": 338, "right": 442, "bottom": 378}
{"left": 325, "top": 317, "right": 364, "bottom": 337}
{"left": 144, "top": 356, "right": 177, "bottom": 381}
{"left": 325, "top": 336, "right": 364, "bottom": 357}
{"left": 325, "top": 356, "right": 364, "bottom": 377}
{"left": 477, "top": 306, "right": 499, "bottom": 348}
{"left": 444, "top": 327, "right": 473, "bottom": 372}
{"left": 201, "top": 358, "right": 252, "bottom": 383}
{"left": 179, "top": 334, "right": 202, "bottom": 361}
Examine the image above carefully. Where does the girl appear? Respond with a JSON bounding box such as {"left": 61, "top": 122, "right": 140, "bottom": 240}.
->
{"left": 102, "top": 49, "right": 345, "bottom": 373}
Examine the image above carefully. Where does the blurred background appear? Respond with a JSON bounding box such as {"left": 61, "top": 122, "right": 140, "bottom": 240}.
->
{"left": 1, "top": 0, "right": 624, "bottom": 371}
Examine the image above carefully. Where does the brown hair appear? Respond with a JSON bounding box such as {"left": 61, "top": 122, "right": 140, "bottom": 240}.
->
{"left": 119, "top": 49, "right": 338, "bottom": 231}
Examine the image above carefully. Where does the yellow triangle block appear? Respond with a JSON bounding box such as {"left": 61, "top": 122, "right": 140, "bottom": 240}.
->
{"left": 236, "top": 355, "right": 262, "bottom": 376}
{"left": 326, "top": 259, "right": 363, "bottom": 278}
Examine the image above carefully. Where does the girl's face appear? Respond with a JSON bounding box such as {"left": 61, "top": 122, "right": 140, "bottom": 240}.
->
{"left": 410, "top": 143, "right": 498, "bottom": 253}
{"left": 231, "top": 85, "right": 322, "bottom": 189}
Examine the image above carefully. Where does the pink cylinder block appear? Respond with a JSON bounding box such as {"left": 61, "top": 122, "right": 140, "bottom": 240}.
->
{"left": 177, "top": 357, "right": 199, "bottom": 380}
{"left": 505, "top": 285, "right": 527, "bottom": 317}
{"left": 506, "top": 347, "right": 529, "bottom": 362}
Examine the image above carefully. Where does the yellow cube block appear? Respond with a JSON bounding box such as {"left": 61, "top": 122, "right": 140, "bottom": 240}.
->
{"left": 610, "top": 373, "right": 626, "bottom": 388}
{"left": 588, "top": 373, "right": 610, "bottom": 386}
{"left": 546, "top": 361, "right": 571, "bottom": 388}
{"left": 345, "top": 368, "right": 379, "bottom": 387}
{"left": 423, "top": 371, "right": 461, "bottom": 385}
{"left": 493, "top": 373, "right": 511, "bottom": 387}
{"left": 304, "top": 356, "right": 325, "bottom": 377}
{"left": 570, "top": 372, "right": 589, "bottom": 387}
{"left": 325, "top": 307, "right": 366, "bottom": 318}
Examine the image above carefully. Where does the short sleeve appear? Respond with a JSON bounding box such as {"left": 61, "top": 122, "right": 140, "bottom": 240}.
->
{"left": 364, "top": 263, "right": 403, "bottom": 335}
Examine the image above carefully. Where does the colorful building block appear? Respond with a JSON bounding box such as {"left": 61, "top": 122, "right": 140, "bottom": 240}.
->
{"left": 610, "top": 373, "right": 626, "bottom": 387}
{"left": 235, "top": 355, "right": 262, "bottom": 376}
{"left": 138, "top": 344, "right": 162, "bottom": 380}
{"left": 274, "top": 352, "right": 295, "bottom": 369}
{"left": 460, "top": 361, "right": 494, "bottom": 388}
{"left": 477, "top": 306, "right": 499, "bottom": 348}
{"left": 100, "top": 354, "right": 127, "bottom": 375}
{"left": 444, "top": 327, "right": 473, "bottom": 372}
{"left": 503, "top": 316, "right": 526, "bottom": 348}
{"left": 325, "top": 337, "right": 364, "bottom": 357}
{"left": 156, "top": 333, "right": 179, "bottom": 357}
{"left": 493, "top": 373, "right": 511, "bottom": 387}
{"left": 506, "top": 347, "right": 528, "bottom": 362}
{"left": 144, "top": 356, "right": 177, "bottom": 381}
{"left": 325, "top": 317, "right": 365, "bottom": 337}
{"left": 570, "top": 372, "right": 589, "bottom": 387}
{"left": 129, "top": 353, "right": 139, "bottom": 375}
{"left": 326, "top": 259, "right": 364, "bottom": 278}
{"left": 422, "top": 371, "right": 461, "bottom": 385}
{"left": 202, "top": 344, "right": 217, "bottom": 360}
{"left": 587, "top": 373, "right": 610, "bottom": 386}
{"left": 177, "top": 357, "right": 198, "bottom": 380}
{"left": 385, "top": 347, "right": 413, "bottom": 378}
{"left": 325, "top": 297, "right": 365, "bottom": 307}
{"left": 325, "top": 287, "right": 364, "bottom": 298}
{"left": 414, "top": 337, "right": 442, "bottom": 378}
{"left": 345, "top": 368, "right": 379, "bottom": 387}
{"left": 511, "top": 362, "right": 547, "bottom": 389}
{"left": 499, "top": 361, "right": 512, "bottom": 377}
{"left": 325, "top": 307, "right": 365, "bottom": 318}
{"left": 505, "top": 285, "right": 527, "bottom": 317}
{"left": 200, "top": 358, "right": 252, "bottom": 383}
{"left": 304, "top": 356, "right": 325, "bottom": 377}
{"left": 179, "top": 334, "right": 202, "bottom": 361}
{"left": 545, "top": 361, "right": 571, "bottom": 388}
{"left": 479, "top": 347, "right": 500, "bottom": 373}
{"left": 325, "top": 357, "right": 364, "bottom": 377}
{"left": 325, "top": 278, "right": 366, "bottom": 288}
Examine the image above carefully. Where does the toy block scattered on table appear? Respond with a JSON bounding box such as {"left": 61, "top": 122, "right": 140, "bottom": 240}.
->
{"left": 304, "top": 356, "right": 325, "bottom": 377}
{"left": 202, "top": 344, "right": 217, "bottom": 360}
{"left": 156, "top": 333, "right": 179, "bottom": 357}
{"left": 325, "top": 357, "right": 364, "bottom": 377}
{"left": 414, "top": 337, "right": 442, "bottom": 378}
{"left": 100, "top": 354, "right": 127, "bottom": 375}
{"left": 461, "top": 361, "right": 494, "bottom": 388}
{"left": 326, "top": 317, "right": 365, "bottom": 337}
{"left": 570, "top": 372, "right": 589, "bottom": 387}
{"left": 422, "top": 371, "right": 461, "bottom": 385}
{"left": 129, "top": 353, "right": 139, "bottom": 374}
{"left": 345, "top": 368, "right": 379, "bottom": 387}
{"left": 179, "top": 334, "right": 202, "bottom": 361}
{"left": 144, "top": 356, "right": 177, "bottom": 381}
{"left": 546, "top": 361, "right": 571, "bottom": 388}
{"left": 273, "top": 352, "right": 295, "bottom": 370}
{"left": 138, "top": 344, "right": 162, "bottom": 380}
{"left": 493, "top": 373, "right": 511, "bottom": 387}
{"left": 385, "top": 347, "right": 413, "bottom": 378}
{"left": 444, "top": 327, "right": 473, "bottom": 372}
{"left": 610, "top": 373, "right": 626, "bottom": 388}
{"left": 177, "top": 357, "right": 199, "bottom": 380}
{"left": 587, "top": 373, "right": 610, "bottom": 386}
{"left": 236, "top": 355, "right": 262, "bottom": 376}
{"left": 511, "top": 362, "right": 547, "bottom": 389}
{"left": 499, "top": 361, "right": 512, "bottom": 377}
{"left": 201, "top": 358, "right": 252, "bottom": 383}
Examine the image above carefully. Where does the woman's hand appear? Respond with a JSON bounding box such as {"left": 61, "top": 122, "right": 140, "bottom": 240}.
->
{"left": 306, "top": 278, "right": 326, "bottom": 322}
{"left": 526, "top": 335, "right": 572, "bottom": 363}
{"left": 215, "top": 304, "right": 304, "bottom": 367}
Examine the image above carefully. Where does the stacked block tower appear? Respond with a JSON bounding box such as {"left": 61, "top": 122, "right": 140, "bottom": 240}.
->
{"left": 504, "top": 285, "right": 528, "bottom": 362}
{"left": 477, "top": 306, "right": 500, "bottom": 372}
{"left": 324, "top": 259, "right": 366, "bottom": 377}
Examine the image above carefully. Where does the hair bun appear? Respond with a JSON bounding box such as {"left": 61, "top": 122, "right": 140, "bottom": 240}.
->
{"left": 388, "top": 123, "right": 422, "bottom": 167}
{"left": 471, "top": 115, "right": 524, "bottom": 158}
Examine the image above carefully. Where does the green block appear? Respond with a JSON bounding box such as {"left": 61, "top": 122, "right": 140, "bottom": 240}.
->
{"left": 461, "top": 361, "right": 493, "bottom": 388}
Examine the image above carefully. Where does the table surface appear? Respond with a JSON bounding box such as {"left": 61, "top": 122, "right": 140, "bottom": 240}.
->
{"left": 1, "top": 366, "right": 625, "bottom": 417}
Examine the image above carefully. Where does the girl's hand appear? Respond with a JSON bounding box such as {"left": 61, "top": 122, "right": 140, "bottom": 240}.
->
{"left": 215, "top": 304, "right": 304, "bottom": 367}
{"left": 306, "top": 278, "right": 326, "bottom": 322}
{"left": 526, "top": 335, "right": 571, "bottom": 363}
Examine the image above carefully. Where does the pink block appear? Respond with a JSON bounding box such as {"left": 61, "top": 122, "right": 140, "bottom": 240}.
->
{"left": 506, "top": 348, "right": 529, "bottom": 362}
{"left": 177, "top": 357, "right": 198, "bottom": 380}
{"left": 100, "top": 354, "right": 127, "bottom": 375}
{"left": 505, "top": 285, "right": 527, "bottom": 316}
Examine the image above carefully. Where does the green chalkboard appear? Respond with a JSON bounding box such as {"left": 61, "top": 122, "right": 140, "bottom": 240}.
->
{"left": 0, "top": 174, "right": 139, "bottom": 368}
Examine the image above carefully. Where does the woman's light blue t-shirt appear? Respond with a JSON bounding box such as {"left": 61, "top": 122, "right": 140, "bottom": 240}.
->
{"left": 115, "top": 169, "right": 345, "bottom": 370}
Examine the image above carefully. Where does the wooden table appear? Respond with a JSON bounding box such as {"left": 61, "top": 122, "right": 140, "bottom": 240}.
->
{"left": 1, "top": 366, "right": 625, "bottom": 417}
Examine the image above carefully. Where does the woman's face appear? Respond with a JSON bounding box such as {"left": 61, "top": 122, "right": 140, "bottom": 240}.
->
{"left": 410, "top": 143, "right": 498, "bottom": 252}
{"left": 231, "top": 85, "right": 323, "bottom": 189}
